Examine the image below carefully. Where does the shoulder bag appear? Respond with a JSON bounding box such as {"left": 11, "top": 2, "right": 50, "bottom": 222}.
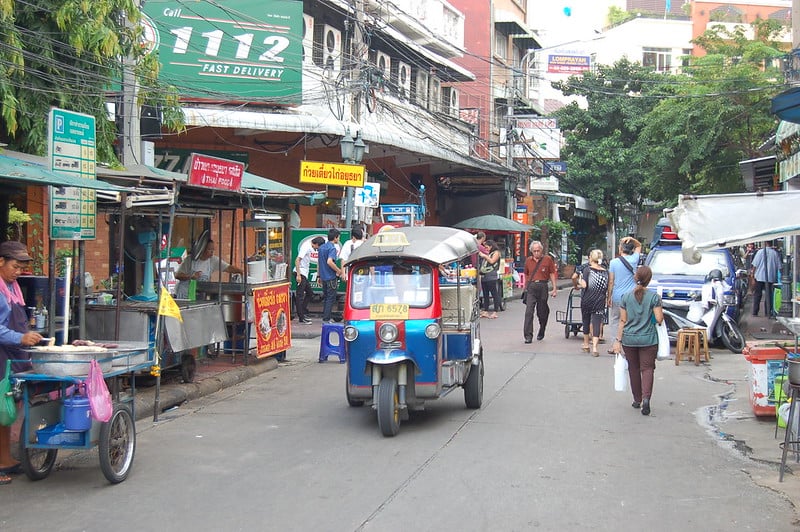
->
{"left": 0, "top": 360, "right": 17, "bottom": 426}
{"left": 521, "top": 258, "right": 544, "bottom": 304}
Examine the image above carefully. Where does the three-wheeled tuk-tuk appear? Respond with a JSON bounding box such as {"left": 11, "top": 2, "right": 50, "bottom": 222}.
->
{"left": 343, "top": 227, "right": 484, "bottom": 436}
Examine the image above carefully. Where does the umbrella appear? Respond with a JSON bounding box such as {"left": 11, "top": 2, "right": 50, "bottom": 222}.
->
{"left": 452, "top": 214, "right": 532, "bottom": 233}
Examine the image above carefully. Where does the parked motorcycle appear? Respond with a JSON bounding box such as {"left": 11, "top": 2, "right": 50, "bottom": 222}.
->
{"left": 660, "top": 269, "right": 746, "bottom": 354}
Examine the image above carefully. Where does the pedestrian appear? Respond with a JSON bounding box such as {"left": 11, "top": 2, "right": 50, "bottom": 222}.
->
{"left": 478, "top": 239, "right": 502, "bottom": 319}
{"left": 175, "top": 239, "right": 243, "bottom": 298}
{"left": 294, "top": 236, "right": 324, "bottom": 324}
{"left": 751, "top": 240, "right": 782, "bottom": 318}
{"left": 612, "top": 265, "right": 663, "bottom": 416}
{"left": 606, "top": 237, "right": 641, "bottom": 353}
{"left": 522, "top": 240, "right": 558, "bottom": 343}
{"left": 0, "top": 241, "right": 44, "bottom": 485}
{"left": 317, "top": 228, "right": 344, "bottom": 324}
{"left": 577, "top": 249, "right": 609, "bottom": 357}
{"left": 338, "top": 226, "right": 365, "bottom": 265}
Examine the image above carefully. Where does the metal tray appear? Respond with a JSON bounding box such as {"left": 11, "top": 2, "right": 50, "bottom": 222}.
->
{"left": 25, "top": 349, "right": 114, "bottom": 377}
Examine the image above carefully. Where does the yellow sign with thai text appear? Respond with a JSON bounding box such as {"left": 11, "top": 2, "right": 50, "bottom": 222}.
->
{"left": 299, "top": 160, "right": 365, "bottom": 187}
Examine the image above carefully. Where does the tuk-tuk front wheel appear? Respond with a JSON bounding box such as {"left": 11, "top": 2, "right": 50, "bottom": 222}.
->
{"left": 464, "top": 356, "right": 484, "bottom": 409}
{"left": 377, "top": 377, "right": 400, "bottom": 437}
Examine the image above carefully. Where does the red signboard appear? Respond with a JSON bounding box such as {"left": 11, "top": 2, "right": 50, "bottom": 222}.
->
{"left": 188, "top": 153, "right": 244, "bottom": 191}
{"left": 252, "top": 283, "right": 292, "bottom": 358}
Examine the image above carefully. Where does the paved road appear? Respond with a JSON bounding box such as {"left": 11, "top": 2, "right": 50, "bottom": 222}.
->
{"left": 1, "top": 294, "right": 797, "bottom": 531}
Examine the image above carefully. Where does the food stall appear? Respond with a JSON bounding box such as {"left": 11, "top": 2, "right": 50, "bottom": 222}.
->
{"left": 84, "top": 156, "right": 325, "bottom": 381}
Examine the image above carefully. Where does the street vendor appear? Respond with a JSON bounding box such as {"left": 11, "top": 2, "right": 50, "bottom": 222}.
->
{"left": 0, "top": 241, "right": 43, "bottom": 485}
{"left": 174, "top": 239, "right": 243, "bottom": 299}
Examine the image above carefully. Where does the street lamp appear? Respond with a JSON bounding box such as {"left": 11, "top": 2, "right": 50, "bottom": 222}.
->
{"left": 341, "top": 129, "right": 366, "bottom": 230}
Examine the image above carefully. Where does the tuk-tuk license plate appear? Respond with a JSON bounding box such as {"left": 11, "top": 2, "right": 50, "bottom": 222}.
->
{"left": 370, "top": 304, "right": 409, "bottom": 320}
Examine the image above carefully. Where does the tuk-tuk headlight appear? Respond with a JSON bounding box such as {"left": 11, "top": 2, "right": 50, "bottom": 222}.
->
{"left": 425, "top": 323, "right": 441, "bottom": 339}
{"left": 343, "top": 326, "right": 358, "bottom": 342}
{"left": 378, "top": 323, "right": 398, "bottom": 343}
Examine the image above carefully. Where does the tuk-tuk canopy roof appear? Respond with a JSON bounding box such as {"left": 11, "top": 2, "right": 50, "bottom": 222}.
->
{"left": 346, "top": 226, "right": 478, "bottom": 265}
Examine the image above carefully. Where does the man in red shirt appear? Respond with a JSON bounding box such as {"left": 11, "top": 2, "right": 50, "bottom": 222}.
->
{"left": 523, "top": 241, "right": 558, "bottom": 343}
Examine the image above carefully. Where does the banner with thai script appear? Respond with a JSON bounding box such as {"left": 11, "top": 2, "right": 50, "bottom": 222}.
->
{"left": 252, "top": 283, "right": 291, "bottom": 358}
{"left": 188, "top": 153, "right": 244, "bottom": 191}
{"left": 299, "top": 160, "right": 365, "bottom": 187}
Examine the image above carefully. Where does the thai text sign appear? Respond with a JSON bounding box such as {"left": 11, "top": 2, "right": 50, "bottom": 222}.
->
{"left": 547, "top": 54, "right": 591, "bottom": 74}
{"left": 252, "top": 283, "right": 292, "bottom": 358}
{"left": 299, "top": 161, "right": 365, "bottom": 187}
{"left": 141, "top": 0, "right": 302, "bottom": 102}
{"left": 48, "top": 108, "right": 97, "bottom": 240}
{"left": 188, "top": 153, "right": 244, "bottom": 191}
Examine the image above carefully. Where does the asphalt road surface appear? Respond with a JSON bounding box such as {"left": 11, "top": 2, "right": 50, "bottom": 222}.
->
{"left": 1, "top": 296, "right": 796, "bottom": 531}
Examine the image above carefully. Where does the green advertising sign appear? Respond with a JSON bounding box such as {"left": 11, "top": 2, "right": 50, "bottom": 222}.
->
{"left": 290, "top": 229, "right": 349, "bottom": 294}
{"left": 141, "top": 0, "right": 303, "bottom": 103}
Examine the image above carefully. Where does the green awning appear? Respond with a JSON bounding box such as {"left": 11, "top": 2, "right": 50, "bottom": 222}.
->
{"left": 0, "top": 153, "right": 128, "bottom": 191}
{"left": 242, "top": 171, "right": 326, "bottom": 205}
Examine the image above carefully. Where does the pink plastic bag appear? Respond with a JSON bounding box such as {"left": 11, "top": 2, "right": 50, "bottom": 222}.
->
{"left": 86, "top": 359, "right": 113, "bottom": 422}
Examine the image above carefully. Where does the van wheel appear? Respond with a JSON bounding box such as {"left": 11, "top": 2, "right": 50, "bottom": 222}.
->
{"left": 377, "top": 377, "right": 400, "bottom": 437}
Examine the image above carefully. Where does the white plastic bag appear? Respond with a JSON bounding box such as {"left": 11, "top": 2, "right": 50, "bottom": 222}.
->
{"left": 86, "top": 359, "right": 113, "bottom": 422}
{"left": 614, "top": 353, "right": 628, "bottom": 392}
{"left": 656, "top": 321, "right": 670, "bottom": 360}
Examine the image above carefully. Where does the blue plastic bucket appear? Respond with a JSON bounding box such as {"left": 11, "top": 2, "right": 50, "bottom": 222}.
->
{"left": 63, "top": 395, "right": 91, "bottom": 431}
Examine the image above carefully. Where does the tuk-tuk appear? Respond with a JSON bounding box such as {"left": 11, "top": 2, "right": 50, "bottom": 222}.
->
{"left": 343, "top": 227, "right": 484, "bottom": 436}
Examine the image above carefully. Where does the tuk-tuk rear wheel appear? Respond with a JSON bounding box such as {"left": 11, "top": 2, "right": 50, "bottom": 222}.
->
{"left": 377, "top": 377, "right": 400, "bottom": 437}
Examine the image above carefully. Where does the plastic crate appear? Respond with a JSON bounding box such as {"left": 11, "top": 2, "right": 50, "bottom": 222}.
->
{"left": 36, "top": 423, "right": 87, "bottom": 446}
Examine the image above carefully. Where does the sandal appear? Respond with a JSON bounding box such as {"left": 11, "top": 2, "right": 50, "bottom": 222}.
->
{"left": 0, "top": 473, "right": 11, "bottom": 485}
{"left": 592, "top": 350, "right": 600, "bottom": 357}
{"left": 581, "top": 346, "right": 590, "bottom": 353}
{"left": 488, "top": 313, "right": 498, "bottom": 319}
{"left": 480, "top": 311, "right": 489, "bottom": 318}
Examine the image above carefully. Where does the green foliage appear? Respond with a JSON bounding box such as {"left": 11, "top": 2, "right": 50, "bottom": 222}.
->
{"left": 27, "top": 213, "right": 46, "bottom": 275}
{"left": 0, "top": 0, "right": 184, "bottom": 163}
{"left": 7, "top": 204, "right": 31, "bottom": 240}
{"left": 530, "top": 219, "right": 579, "bottom": 265}
{"left": 553, "top": 59, "right": 664, "bottom": 219}
{"left": 607, "top": 6, "right": 635, "bottom": 27}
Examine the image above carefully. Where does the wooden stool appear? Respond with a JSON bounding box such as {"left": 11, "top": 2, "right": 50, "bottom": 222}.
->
{"left": 675, "top": 328, "right": 710, "bottom": 366}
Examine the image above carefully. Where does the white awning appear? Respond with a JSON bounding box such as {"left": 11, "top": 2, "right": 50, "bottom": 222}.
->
{"left": 669, "top": 191, "right": 800, "bottom": 263}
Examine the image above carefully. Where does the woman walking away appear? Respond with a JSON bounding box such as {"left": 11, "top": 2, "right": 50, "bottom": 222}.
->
{"left": 612, "top": 265, "right": 663, "bottom": 416}
{"left": 577, "top": 249, "right": 610, "bottom": 357}
{"left": 479, "top": 240, "right": 502, "bottom": 319}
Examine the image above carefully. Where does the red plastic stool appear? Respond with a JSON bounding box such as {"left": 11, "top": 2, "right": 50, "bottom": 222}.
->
{"left": 514, "top": 272, "right": 526, "bottom": 288}
{"left": 319, "top": 322, "right": 346, "bottom": 363}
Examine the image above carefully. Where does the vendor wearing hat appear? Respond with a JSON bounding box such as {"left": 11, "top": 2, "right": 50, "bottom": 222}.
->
{"left": 0, "top": 241, "right": 43, "bottom": 485}
{"left": 174, "top": 239, "right": 243, "bottom": 299}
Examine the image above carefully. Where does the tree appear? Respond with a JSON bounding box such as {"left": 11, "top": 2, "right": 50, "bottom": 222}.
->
{"left": 552, "top": 59, "right": 665, "bottom": 222}
{"left": 636, "top": 19, "right": 785, "bottom": 202}
{"left": 0, "top": 0, "right": 183, "bottom": 164}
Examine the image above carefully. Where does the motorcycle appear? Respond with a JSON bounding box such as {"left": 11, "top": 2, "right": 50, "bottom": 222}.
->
{"left": 660, "top": 269, "right": 746, "bottom": 354}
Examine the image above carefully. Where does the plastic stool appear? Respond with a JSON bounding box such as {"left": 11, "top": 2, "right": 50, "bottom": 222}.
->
{"left": 319, "top": 322, "right": 346, "bottom": 363}
{"left": 675, "top": 328, "right": 709, "bottom": 366}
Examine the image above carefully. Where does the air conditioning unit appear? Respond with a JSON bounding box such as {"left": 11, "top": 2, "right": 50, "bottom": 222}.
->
{"left": 395, "top": 61, "right": 411, "bottom": 99}
{"left": 302, "top": 14, "right": 315, "bottom": 66}
{"left": 429, "top": 77, "right": 441, "bottom": 113}
{"left": 414, "top": 69, "right": 429, "bottom": 108}
{"left": 442, "top": 86, "right": 459, "bottom": 118}
{"left": 374, "top": 51, "right": 391, "bottom": 82}
{"left": 321, "top": 25, "right": 342, "bottom": 76}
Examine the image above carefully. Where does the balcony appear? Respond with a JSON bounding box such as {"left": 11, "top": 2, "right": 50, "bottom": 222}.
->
{"left": 365, "top": 0, "right": 464, "bottom": 55}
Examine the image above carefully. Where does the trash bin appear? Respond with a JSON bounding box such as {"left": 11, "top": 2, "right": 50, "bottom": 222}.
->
{"left": 743, "top": 345, "right": 791, "bottom": 417}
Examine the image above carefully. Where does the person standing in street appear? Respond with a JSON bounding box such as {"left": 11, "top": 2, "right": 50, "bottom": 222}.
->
{"left": 751, "top": 240, "right": 782, "bottom": 318}
{"left": 338, "top": 226, "right": 365, "bottom": 265}
{"left": 577, "top": 249, "right": 610, "bottom": 357}
{"left": 0, "top": 241, "right": 43, "bottom": 485}
{"left": 613, "top": 265, "right": 663, "bottom": 416}
{"left": 317, "top": 228, "right": 343, "bottom": 324}
{"left": 294, "top": 236, "right": 324, "bottom": 325}
{"left": 478, "top": 240, "right": 503, "bottom": 319}
{"left": 606, "top": 237, "right": 641, "bottom": 354}
{"left": 522, "top": 241, "right": 557, "bottom": 343}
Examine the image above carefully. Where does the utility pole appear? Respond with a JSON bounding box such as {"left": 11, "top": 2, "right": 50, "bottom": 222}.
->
{"left": 120, "top": 4, "right": 141, "bottom": 166}
{"left": 344, "top": 0, "right": 366, "bottom": 230}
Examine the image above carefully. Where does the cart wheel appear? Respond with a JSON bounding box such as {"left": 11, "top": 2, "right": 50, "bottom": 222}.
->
{"left": 99, "top": 405, "right": 136, "bottom": 484}
{"left": 18, "top": 436, "right": 57, "bottom": 481}
{"left": 376, "top": 377, "right": 400, "bottom": 437}
{"left": 572, "top": 325, "right": 581, "bottom": 337}
{"left": 564, "top": 324, "right": 571, "bottom": 339}
{"left": 346, "top": 372, "right": 364, "bottom": 407}
{"left": 181, "top": 354, "right": 196, "bottom": 383}
{"left": 464, "top": 355, "right": 484, "bottom": 409}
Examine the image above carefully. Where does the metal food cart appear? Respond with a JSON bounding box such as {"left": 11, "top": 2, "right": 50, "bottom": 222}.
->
{"left": 12, "top": 341, "right": 152, "bottom": 483}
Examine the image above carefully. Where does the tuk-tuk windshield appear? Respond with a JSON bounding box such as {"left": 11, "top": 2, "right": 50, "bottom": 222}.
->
{"left": 349, "top": 262, "right": 433, "bottom": 309}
